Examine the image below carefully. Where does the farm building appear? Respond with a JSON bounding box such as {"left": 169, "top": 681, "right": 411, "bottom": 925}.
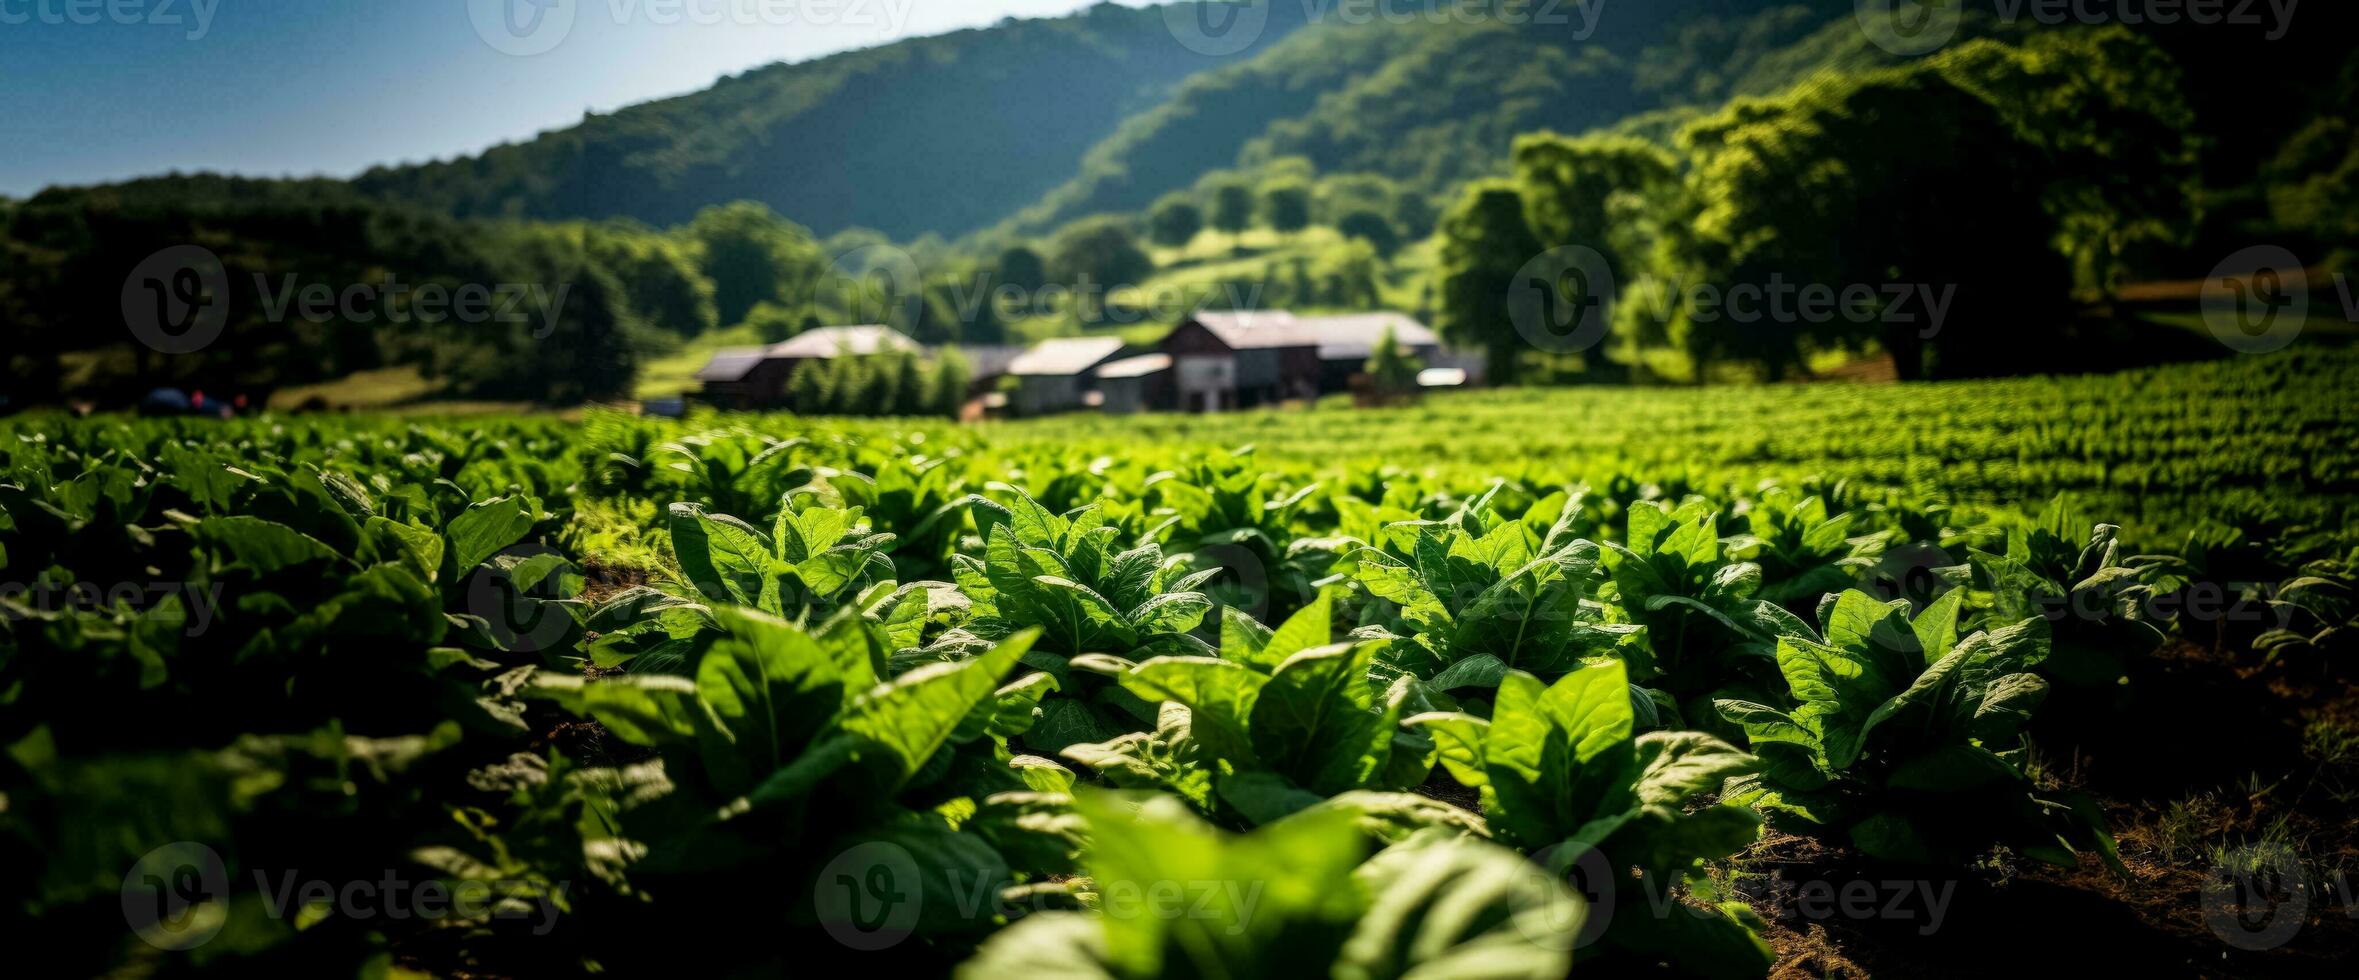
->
{"left": 1004, "top": 336, "right": 1127, "bottom": 416}
{"left": 958, "top": 344, "right": 1028, "bottom": 397}
{"left": 1158, "top": 310, "right": 1450, "bottom": 412}
{"left": 1094, "top": 353, "right": 1173, "bottom": 414}
{"left": 695, "top": 325, "right": 921, "bottom": 408}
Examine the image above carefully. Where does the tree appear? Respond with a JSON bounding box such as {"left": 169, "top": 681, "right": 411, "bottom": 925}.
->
{"left": 1674, "top": 65, "right": 2065, "bottom": 380}
{"left": 743, "top": 301, "right": 803, "bottom": 343}
{"left": 1148, "top": 196, "right": 1204, "bottom": 250}
{"left": 587, "top": 223, "right": 718, "bottom": 337}
{"left": 1210, "top": 181, "right": 1255, "bottom": 244}
{"left": 1048, "top": 217, "right": 1153, "bottom": 322}
{"left": 828, "top": 356, "right": 874, "bottom": 415}
{"left": 1263, "top": 183, "right": 1312, "bottom": 239}
{"left": 1930, "top": 29, "right": 2200, "bottom": 294}
{"left": 1335, "top": 209, "right": 1401, "bottom": 258}
{"left": 1365, "top": 324, "right": 1425, "bottom": 398}
{"left": 1434, "top": 181, "right": 1543, "bottom": 386}
{"left": 888, "top": 349, "right": 928, "bottom": 415}
{"left": 1313, "top": 240, "right": 1382, "bottom": 309}
{"left": 996, "top": 245, "right": 1048, "bottom": 293}
{"left": 1393, "top": 192, "right": 1438, "bottom": 239}
{"left": 929, "top": 348, "right": 972, "bottom": 417}
{"left": 1512, "top": 133, "right": 1678, "bottom": 283}
{"left": 503, "top": 230, "right": 643, "bottom": 404}
{"left": 786, "top": 357, "right": 833, "bottom": 415}
{"left": 686, "top": 201, "right": 823, "bottom": 327}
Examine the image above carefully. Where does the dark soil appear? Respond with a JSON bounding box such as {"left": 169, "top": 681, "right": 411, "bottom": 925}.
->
{"left": 1746, "top": 640, "right": 2359, "bottom": 978}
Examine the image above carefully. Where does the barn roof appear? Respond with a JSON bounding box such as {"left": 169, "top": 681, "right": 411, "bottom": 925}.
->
{"left": 1180, "top": 310, "right": 1439, "bottom": 359}
{"left": 695, "top": 347, "right": 769, "bottom": 382}
{"left": 959, "top": 344, "right": 1029, "bottom": 380}
{"left": 765, "top": 325, "right": 920, "bottom": 359}
{"left": 1095, "top": 352, "right": 1172, "bottom": 379}
{"left": 1008, "top": 336, "right": 1126, "bottom": 377}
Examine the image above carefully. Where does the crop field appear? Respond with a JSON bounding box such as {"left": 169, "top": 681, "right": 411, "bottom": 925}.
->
{"left": 6, "top": 351, "right": 2358, "bottom": 977}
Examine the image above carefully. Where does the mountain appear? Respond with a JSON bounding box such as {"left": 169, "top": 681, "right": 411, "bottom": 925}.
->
{"left": 127, "top": 2, "right": 2359, "bottom": 248}
{"left": 350, "top": 3, "right": 1317, "bottom": 240}
{"left": 352, "top": 1, "right": 1874, "bottom": 242}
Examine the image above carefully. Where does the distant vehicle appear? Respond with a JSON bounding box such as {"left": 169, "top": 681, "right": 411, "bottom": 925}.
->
{"left": 137, "top": 388, "right": 238, "bottom": 418}
{"left": 641, "top": 398, "right": 687, "bottom": 419}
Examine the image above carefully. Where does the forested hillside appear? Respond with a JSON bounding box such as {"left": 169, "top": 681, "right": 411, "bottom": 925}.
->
{"left": 348, "top": 3, "right": 1314, "bottom": 239}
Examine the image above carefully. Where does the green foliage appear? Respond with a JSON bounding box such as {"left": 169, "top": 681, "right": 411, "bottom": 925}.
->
{"left": 1147, "top": 195, "right": 1204, "bottom": 249}
{"left": 1434, "top": 180, "right": 1543, "bottom": 385}
{"left": 1717, "top": 591, "right": 2120, "bottom": 870}
{"left": 1351, "top": 485, "right": 1638, "bottom": 693}
{"left": 1075, "top": 595, "right": 1429, "bottom": 824}
{"left": 1335, "top": 208, "right": 1401, "bottom": 258}
{"left": 1601, "top": 499, "right": 1812, "bottom": 713}
{"left": 1407, "top": 660, "right": 1772, "bottom": 976}
{"left": 1049, "top": 217, "right": 1153, "bottom": 321}
{"left": 1968, "top": 497, "right": 2168, "bottom": 689}
{"left": 1364, "top": 324, "right": 1423, "bottom": 394}
{"left": 1210, "top": 180, "right": 1256, "bottom": 239}
{"left": 10, "top": 303, "right": 2357, "bottom": 977}
{"left": 1262, "top": 182, "right": 1313, "bottom": 237}
{"left": 960, "top": 793, "right": 1581, "bottom": 980}
{"left": 686, "top": 201, "right": 825, "bottom": 327}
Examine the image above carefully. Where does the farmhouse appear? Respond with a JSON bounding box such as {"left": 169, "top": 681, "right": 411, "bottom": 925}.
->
{"left": 1158, "top": 310, "right": 1447, "bottom": 412}
{"left": 1093, "top": 352, "right": 1173, "bottom": 414}
{"left": 695, "top": 324, "right": 921, "bottom": 408}
{"left": 1003, "top": 336, "right": 1127, "bottom": 416}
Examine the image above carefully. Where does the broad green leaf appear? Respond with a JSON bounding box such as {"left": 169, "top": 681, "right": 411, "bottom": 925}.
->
{"left": 446, "top": 495, "right": 536, "bottom": 573}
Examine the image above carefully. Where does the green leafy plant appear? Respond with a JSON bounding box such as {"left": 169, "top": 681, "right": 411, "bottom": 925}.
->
{"left": 1352, "top": 484, "right": 1640, "bottom": 693}
{"left": 1969, "top": 497, "right": 2167, "bottom": 688}
{"left": 1724, "top": 488, "right": 1887, "bottom": 610}
{"left": 958, "top": 792, "right": 1582, "bottom": 980}
{"left": 1405, "top": 659, "right": 1771, "bottom": 977}
{"left": 1069, "top": 594, "right": 1432, "bottom": 825}
{"left": 1603, "top": 499, "right": 1813, "bottom": 715}
{"left": 668, "top": 495, "right": 897, "bottom": 621}
{"left": 947, "top": 488, "right": 1218, "bottom": 750}
{"left": 1151, "top": 449, "right": 1329, "bottom": 625}
{"left": 1716, "top": 590, "right": 2121, "bottom": 869}
{"left": 525, "top": 609, "right": 1044, "bottom": 963}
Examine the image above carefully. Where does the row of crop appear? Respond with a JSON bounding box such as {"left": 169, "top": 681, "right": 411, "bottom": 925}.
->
{"left": 2, "top": 414, "right": 2351, "bottom": 975}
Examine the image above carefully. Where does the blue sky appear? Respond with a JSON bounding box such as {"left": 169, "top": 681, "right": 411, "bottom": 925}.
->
{"left": 0, "top": 0, "right": 1152, "bottom": 197}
